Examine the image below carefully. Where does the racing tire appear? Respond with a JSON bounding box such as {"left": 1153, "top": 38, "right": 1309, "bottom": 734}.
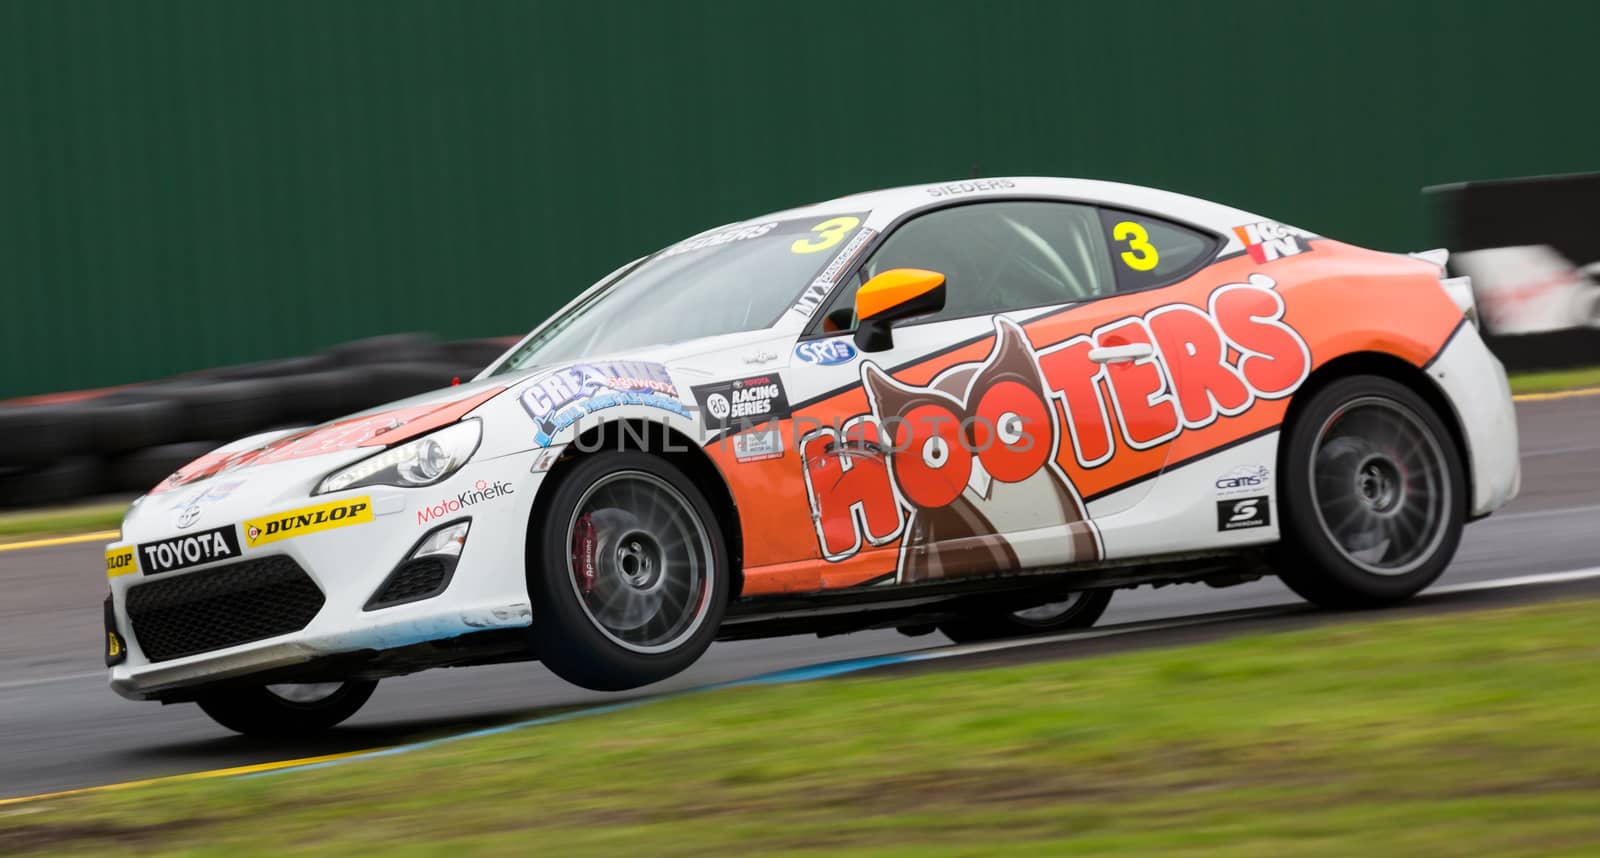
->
{"left": 938, "top": 590, "right": 1112, "bottom": 644}
{"left": 108, "top": 441, "right": 220, "bottom": 494}
{"left": 86, "top": 394, "right": 186, "bottom": 455}
{"left": 195, "top": 681, "right": 378, "bottom": 737}
{"left": 1274, "top": 375, "right": 1466, "bottom": 609}
{"left": 0, "top": 456, "right": 103, "bottom": 507}
{"left": 0, "top": 404, "right": 93, "bottom": 466}
{"left": 530, "top": 452, "right": 728, "bottom": 692}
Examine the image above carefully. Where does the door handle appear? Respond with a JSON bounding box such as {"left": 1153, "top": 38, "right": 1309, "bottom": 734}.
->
{"left": 1088, "top": 343, "right": 1154, "bottom": 364}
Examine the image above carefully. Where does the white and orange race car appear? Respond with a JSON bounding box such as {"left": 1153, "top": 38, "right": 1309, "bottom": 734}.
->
{"left": 103, "top": 177, "right": 1519, "bottom": 735}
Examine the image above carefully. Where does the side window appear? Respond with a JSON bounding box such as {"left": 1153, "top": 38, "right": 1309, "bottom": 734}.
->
{"left": 1098, "top": 209, "right": 1220, "bottom": 292}
{"left": 819, "top": 201, "right": 1115, "bottom": 330}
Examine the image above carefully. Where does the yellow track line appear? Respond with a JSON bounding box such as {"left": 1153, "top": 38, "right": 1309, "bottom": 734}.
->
{"left": 0, "top": 748, "right": 378, "bottom": 808}
{"left": 0, "top": 530, "right": 119, "bottom": 553}
{"left": 1511, "top": 386, "right": 1600, "bottom": 402}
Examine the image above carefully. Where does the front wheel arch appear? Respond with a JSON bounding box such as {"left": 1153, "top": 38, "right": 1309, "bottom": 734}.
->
{"left": 526, "top": 419, "right": 744, "bottom": 604}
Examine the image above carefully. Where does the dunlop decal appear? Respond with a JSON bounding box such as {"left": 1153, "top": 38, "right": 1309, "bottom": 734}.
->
{"left": 243, "top": 497, "right": 373, "bottom": 547}
{"left": 105, "top": 546, "right": 137, "bottom": 578}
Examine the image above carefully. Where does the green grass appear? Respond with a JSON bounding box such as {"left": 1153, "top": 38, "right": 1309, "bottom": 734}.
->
{"left": 1507, "top": 365, "right": 1600, "bottom": 395}
{"left": 5, "top": 599, "right": 1599, "bottom": 856}
{"left": 0, "top": 501, "right": 126, "bottom": 542}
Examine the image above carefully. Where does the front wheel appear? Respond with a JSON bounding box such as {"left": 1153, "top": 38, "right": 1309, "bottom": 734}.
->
{"left": 195, "top": 680, "right": 378, "bottom": 737}
{"left": 938, "top": 590, "right": 1113, "bottom": 644}
{"left": 529, "top": 452, "right": 728, "bottom": 692}
{"left": 1275, "top": 374, "right": 1466, "bottom": 608}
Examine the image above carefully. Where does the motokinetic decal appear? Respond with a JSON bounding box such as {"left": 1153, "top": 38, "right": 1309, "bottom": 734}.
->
{"left": 799, "top": 275, "right": 1310, "bottom": 579}
{"left": 417, "top": 479, "right": 514, "bottom": 526}
{"left": 519, "top": 361, "right": 689, "bottom": 447}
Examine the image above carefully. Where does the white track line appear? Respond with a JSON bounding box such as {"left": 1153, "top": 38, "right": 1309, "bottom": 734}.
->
{"left": 894, "top": 565, "right": 1600, "bottom": 667}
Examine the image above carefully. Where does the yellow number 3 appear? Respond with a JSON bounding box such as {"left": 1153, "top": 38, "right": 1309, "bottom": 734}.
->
{"left": 1113, "top": 221, "right": 1160, "bottom": 272}
{"left": 791, "top": 216, "right": 861, "bottom": 254}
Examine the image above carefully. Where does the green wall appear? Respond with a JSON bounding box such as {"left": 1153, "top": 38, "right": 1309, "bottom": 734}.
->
{"left": 2, "top": 0, "right": 1594, "bottom": 397}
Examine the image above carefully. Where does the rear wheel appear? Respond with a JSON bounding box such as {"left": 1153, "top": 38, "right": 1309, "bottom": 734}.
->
{"left": 938, "top": 590, "right": 1112, "bottom": 644}
{"left": 195, "top": 680, "right": 377, "bottom": 737}
{"left": 1275, "top": 375, "right": 1465, "bottom": 608}
{"left": 530, "top": 453, "right": 727, "bottom": 692}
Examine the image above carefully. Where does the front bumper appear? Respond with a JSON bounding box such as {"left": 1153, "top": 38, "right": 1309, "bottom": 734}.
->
{"left": 107, "top": 455, "right": 544, "bottom": 700}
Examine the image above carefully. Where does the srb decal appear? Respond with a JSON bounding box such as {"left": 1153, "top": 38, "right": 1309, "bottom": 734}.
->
{"left": 794, "top": 339, "right": 858, "bottom": 366}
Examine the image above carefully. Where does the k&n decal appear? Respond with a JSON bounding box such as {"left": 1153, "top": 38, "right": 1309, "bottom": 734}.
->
{"left": 244, "top": 497, "right": 373, "bottom": 547}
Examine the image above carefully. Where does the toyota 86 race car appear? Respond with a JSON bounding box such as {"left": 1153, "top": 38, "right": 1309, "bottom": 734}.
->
{"left": 102, "top": 177, "right": 1520, "bottom": 736}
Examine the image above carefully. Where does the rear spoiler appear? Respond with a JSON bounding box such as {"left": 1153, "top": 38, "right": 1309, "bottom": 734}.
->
{"left": 1410, "top": 248, "right": 1479, "bottom": 329}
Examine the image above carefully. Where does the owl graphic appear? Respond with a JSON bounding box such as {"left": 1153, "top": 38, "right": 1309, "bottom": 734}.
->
{"left": 860, "top": 317, "right": 1100, "bottom": 583}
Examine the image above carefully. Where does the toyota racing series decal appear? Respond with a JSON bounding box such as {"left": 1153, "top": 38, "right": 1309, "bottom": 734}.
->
{"left": 691, "top": 375, "right": 791, "bottom": 434}
{"left": 520, "top": 361, "right": 689, "bottom": 446}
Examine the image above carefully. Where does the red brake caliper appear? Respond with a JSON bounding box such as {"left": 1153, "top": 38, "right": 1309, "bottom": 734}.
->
{"left": 572, "top": 513, "right": 598, "bottom": 596}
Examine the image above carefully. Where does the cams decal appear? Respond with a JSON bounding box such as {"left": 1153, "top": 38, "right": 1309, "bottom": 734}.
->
{"left": 520, "top": 361, "right": 689, "bottom": 446}
{"left": 1216, "top": 496, "right": 1270, "bottom": 531}
{"left": 105, "top": 546, "right": 136, "bottom": 578}
{"left": 138, "top": 525, "right": 243, "bottom": 575}
{"left": 244, "top": 497, "right": 372, "bottom": 547}
{"left": 1215, "top": 465, "right": 1270, "bottom": 497}
{"left": 1234, "top": 221, "right": 1311, "bottom": 263}
{"left": 800, "top": 275, "right": 1310, "bottom": 573}
{"left": 417, "top": 479, "right": 514, "bottom": 526}
{"left": 691, "top": 374, "right": 791, "bottom": 433}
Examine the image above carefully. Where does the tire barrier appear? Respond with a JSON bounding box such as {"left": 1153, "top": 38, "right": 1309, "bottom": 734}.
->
{"left": 1429, "top": 172, "right": 1600, "bottom": 372}
{"left": 0, "top": 334, "right": 507, "bottom": 507}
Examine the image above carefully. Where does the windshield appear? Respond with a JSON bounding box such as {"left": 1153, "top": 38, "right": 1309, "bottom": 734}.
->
{"left": 493, "top": 213, "right": 868, "bottom": 372}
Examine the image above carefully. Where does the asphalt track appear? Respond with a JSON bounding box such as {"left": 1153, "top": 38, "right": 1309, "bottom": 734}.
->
{"left": 2, "top": 393, "right": 1597, "bottom": 801}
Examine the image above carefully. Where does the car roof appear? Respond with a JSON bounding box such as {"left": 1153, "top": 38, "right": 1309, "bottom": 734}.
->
{"left": 758, "top": 176, "right": 1274, "bottom": 238}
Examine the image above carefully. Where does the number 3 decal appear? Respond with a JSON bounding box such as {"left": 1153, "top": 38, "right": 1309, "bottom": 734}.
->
{"left": 791, "top": 216, "right": 861, "bottom": 254}
{"left": 1113, "top": 221, "right": 1159, "bottom": 272}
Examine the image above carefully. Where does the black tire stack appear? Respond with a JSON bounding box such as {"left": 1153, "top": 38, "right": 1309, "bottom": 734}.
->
{"left": 0, "top": 334, "right": 508, "bottom": 507}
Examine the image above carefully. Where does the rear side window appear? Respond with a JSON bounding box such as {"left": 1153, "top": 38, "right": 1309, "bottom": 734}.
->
{"left": 1097, "top": 209, "right": 1220, "bottom": 292}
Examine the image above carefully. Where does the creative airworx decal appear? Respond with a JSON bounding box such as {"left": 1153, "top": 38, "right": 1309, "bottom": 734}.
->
{"left": 520, "top": 361, "right": 689, "bottom": 447}
{"left": 243, "top": 497, "right": 373, "bottom": 547}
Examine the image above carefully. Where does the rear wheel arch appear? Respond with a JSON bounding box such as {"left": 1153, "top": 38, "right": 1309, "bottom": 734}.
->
{"left": 526, "top": 418, "right": 744, "bottom": 601}
{"left": 1278, "top": 350, "right": 1472, "bottom": 509}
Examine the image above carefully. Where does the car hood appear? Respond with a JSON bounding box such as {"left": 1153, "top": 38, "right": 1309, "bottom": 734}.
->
{"left": 147, "top": 379, "right": 510, "bottom": 498}
{"left": 138, "top": 327, "right": 786, "bottom": 507}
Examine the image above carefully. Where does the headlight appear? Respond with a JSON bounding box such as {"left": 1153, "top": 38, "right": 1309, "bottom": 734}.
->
{"left": 314, "top": 420, "right": 482, "bottom": 495}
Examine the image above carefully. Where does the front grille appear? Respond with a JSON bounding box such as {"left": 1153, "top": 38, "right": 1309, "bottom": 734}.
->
{"left": 125, "top": 556, "right": 325, "bottom": 662}
{"left": 366, "top": 557, "right": 452, "bottom": 610}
